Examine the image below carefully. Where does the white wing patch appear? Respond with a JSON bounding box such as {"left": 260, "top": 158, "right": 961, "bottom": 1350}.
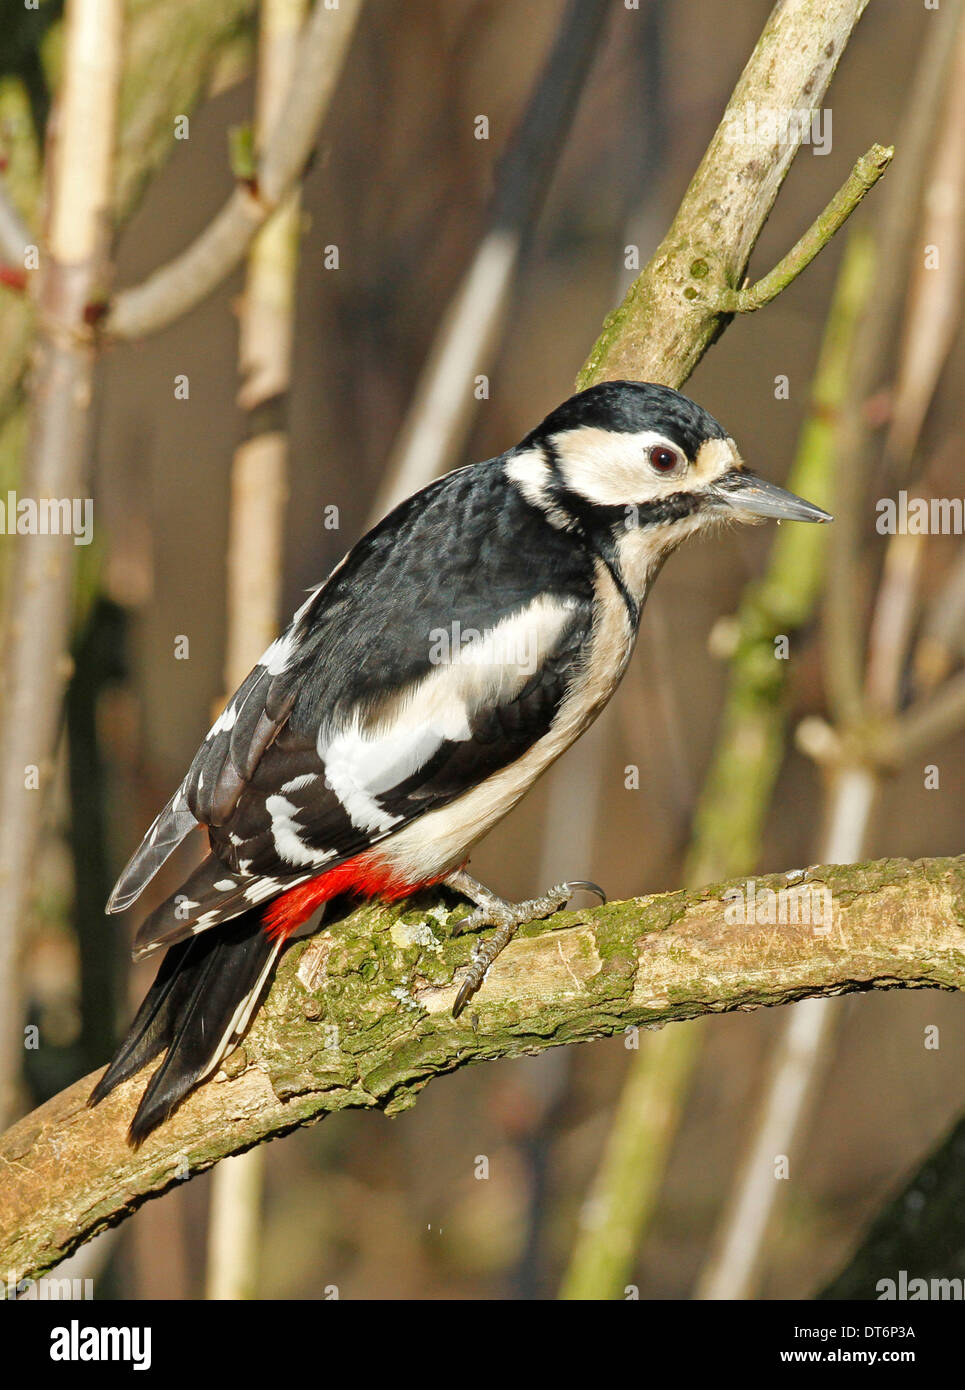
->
{"left": 281, "top": 772, "right": 319, "bottom": 794}
{"left": 208, "top": 700, "right": 238, "bottom": 737}
{"left": 376, "top": 558, "right": 633, "bottom": 884}
{"left": 261, "top": 631, "right": 297, "bottom": 675}
{"left": 264, "top": 794, "right": 339, "bottom": 868}
{"left": 317, "top": 595, "right": 580, "bottom": 836}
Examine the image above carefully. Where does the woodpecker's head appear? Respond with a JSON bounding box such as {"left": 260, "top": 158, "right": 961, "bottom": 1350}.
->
{"left": 508, "top": 379, "right": 831, "bottom": 601}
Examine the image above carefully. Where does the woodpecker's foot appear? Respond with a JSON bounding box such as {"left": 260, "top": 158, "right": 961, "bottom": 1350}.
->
{"left": 444, "top": 868, "right": 605, "bottom": 1017}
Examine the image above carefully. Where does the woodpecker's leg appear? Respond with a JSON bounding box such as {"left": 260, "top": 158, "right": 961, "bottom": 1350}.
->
{"left": 444, "top": 867, "right": 605, "bottom": 1017}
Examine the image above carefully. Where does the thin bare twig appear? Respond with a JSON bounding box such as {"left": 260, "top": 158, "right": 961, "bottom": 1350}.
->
{"left": 104, "top": 0, "right": 361, "bottom": 342}
{"left": 577, "top": 0, "right": 875, "bottom": 389}
{"left": 716, "top": 145, "right": 892, "bottom": 314}
{"left": 206, "top": 0, "right": 310, "bottom": 1304}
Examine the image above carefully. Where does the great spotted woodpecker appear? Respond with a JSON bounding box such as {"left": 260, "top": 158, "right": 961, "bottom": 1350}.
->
{"left": 90, "top": 379, "right": 830, "bottom": 1142}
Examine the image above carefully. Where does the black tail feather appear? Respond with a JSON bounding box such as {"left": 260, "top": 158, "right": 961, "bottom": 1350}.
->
{"left": 89, "top": 909, "right": 281, "bottom": 1145}
{"left": 87, "top": 934, "right": 199, "bottom": 1106}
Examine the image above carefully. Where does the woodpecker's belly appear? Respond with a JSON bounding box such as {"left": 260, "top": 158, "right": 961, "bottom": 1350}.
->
{"left": 374, "top": 560, "right": 636, "bottom": 882}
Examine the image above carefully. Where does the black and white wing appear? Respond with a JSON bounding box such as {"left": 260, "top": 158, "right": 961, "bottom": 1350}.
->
{"left": 105, "top": 586, "right": 321, "bottom": 915}
{"left": 109, "top": 458, "right": 597, "bottom": 958}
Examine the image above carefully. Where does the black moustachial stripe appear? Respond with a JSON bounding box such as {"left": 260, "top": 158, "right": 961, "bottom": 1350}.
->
{"left": 541, "top": 483, "right": 636, "bottom": 621}
{"left": 627, "top": 492, "right": 702, "bottom": 527}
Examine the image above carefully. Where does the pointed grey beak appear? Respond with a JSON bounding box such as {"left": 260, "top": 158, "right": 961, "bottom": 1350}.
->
{"left": 709, "top": 470, "right": 832, "bottom": 524}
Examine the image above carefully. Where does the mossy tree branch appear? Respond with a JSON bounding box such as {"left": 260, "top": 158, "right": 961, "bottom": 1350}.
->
{"left": 2, "top": 855, "right": 965, "bottom": 1285}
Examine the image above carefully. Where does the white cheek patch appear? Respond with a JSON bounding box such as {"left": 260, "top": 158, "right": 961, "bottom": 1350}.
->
{"left": 551, "top": 426, "right": 685, "bottom": 506}
{"left": 694, "top": 436, "right": 741, "bottom": 484}
{"left": 551, "top": 425, "right": 740, "bottom": 507}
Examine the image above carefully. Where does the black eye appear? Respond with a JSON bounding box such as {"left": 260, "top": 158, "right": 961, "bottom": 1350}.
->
{"left": 649, "top": 445, "right": 680, "bottom": 473}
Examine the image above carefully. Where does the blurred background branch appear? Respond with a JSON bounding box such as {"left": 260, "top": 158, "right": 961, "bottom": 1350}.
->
{"left": 206, "top": 0, "right": 310, "bottom": 1304}
{"left": 820, "top": 1110, "right": 965, "bottom": 1300}
{"left": 370, "top": 0, "right": 610, "bottom": 519}
{"left": 0, "top": 0, "right": 124, "bottom": 1131}
{"left": 104, "top": 0, "right": 361, "bottom": 341}
{"left": 0, "top": 177, "right": 29, "bottom": 266}
{"left": 0, "top": 0, "right": 264, "bottom": 1138}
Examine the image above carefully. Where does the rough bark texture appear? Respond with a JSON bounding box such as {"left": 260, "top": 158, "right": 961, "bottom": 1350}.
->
{"left": 2, "top": 854, "right": 964, "bottom": 1284}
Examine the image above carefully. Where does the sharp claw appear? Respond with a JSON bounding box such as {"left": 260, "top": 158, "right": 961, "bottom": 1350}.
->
{"left": 564, "top": 879, "right": 607, "bottom": 905}
{"left": 450, "top": 878, "right": 605, "bottom": 1017}
{"left": 450, "top": 909, "right": 488, "bottom": 938}
{"left": 452, "top": 977, "right": 474, "bottom": 1018}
